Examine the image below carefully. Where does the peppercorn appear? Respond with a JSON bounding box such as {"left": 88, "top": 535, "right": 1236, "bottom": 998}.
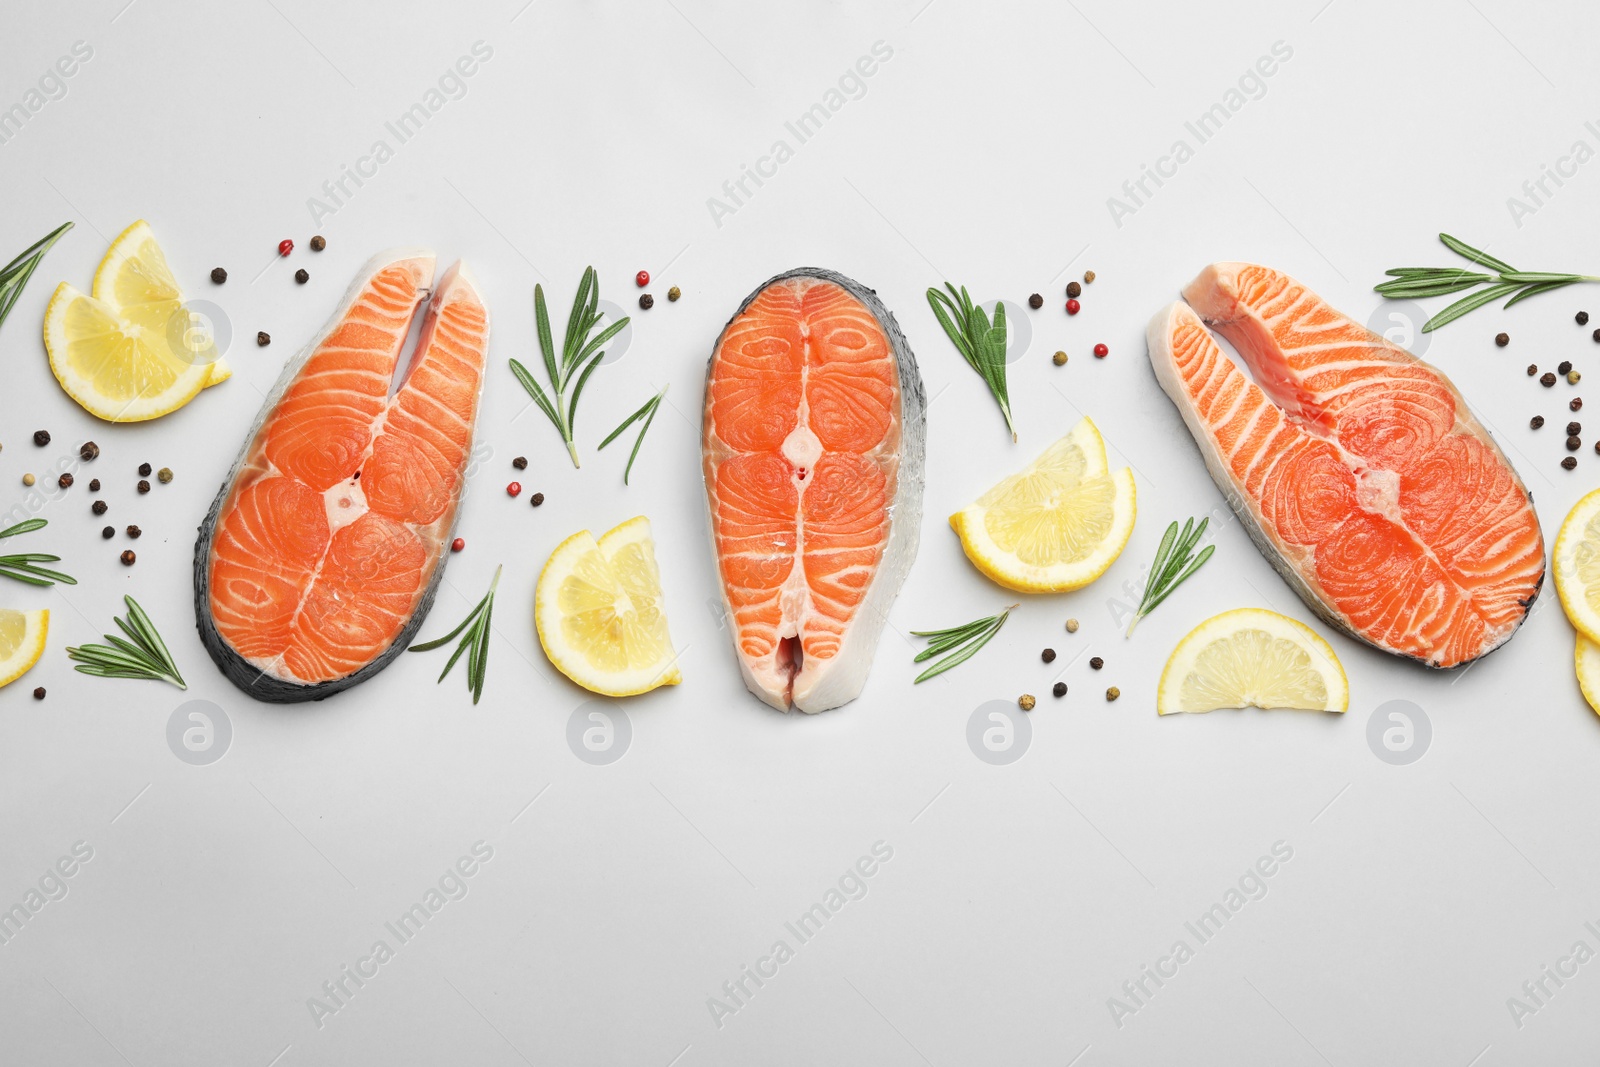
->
{"left": 507, "top": 481, "right": 521, "bottom": 497}
{"left": 1579, "top": 311, "right": 1591, "bottom": 326}
{"left": 1594, "top": 440, "right": 1600, "bottom": 455}
{"left": 1052, "top": 350, "right": 1068, "bottom": 366}
{"left": 1560, "top": 361, "right": 1574, "bottom": 375}
{"left": 1593, "top": 328, "right": 1600, "bottom": 342}
{"left": 126, "top": 525, "right": 141, "bottom": 539}
{"left": 211, "top": 267, "right": 227, "bottom": 284}
{"left": 79, "top": 441, "right": 99, "bottom": 461}
{"left": 1041, "top": 648, "right": 1056, "bottom": 663}
{"left": 1018, "top": 694, "right": 1036, "bottom": 711}
{"left": 1093, "top": 343, "right": 1109, "bottom": 358}
{"left": 1574, "top": 398, "right": 1585, "bottom": 412}
{"left": 1066, "top": 281, "right": 1082, "bottom": 298}
{"left": 137, "top": 479, "right": 150, "bottom": 493}
{"left": 32, "top": 687, "right": 44, "bottom": 700}
{"left": 1083, "top": 271, "right": 1096, "bottom": 284}
{"left": 1528, "top": 364, "right": 1538, "bottom": 376}
{"left": 530, "top": 492, "right": 545, "bottom": 506}
{"left": 20, "top": 474, "right": 33, "bottom": 487}
{"left": 1089, "top": 656, "right": 1104, "bottom": 670}
{"left": 257, "top": 331, "right": 271, "bottom": 347}
{"left": 1106, "top": 686, "right": 1120, "bottom": 701}
{"left": 451, "top": 537, "right": 465, "bottom": 552}
{"left": 101, "top": 526, "right": 113, "bottom": 539}
{"left": 295, "top": 268, "right": 309, "bottom": 285}
{"left": 57, "top": 473, "right": 72, "bottom": 489}
{"left": 278, "top": 238, "right": 293, "bottom": 256}
{"left": 1572, "top": 371, "right": 1584, "bottom": 385}
{"left": 1542, "top": 372, "right": 1558, "bottom": 387}
{"left": 1052, "top": 682, "right": 1067, "bottom": 698}
{"left": 33, "top": 430, "right": 49, "bottom": 446}
{"left": 91, "top": 500, "right": 107, "bottom": 515}
{"left": 1065, "top": 618, "right": 1079, "bottom": 633}
{"left": 1568, "top": 421, "right": 1581, "bottom": 435}
{"left": 1065, "top": 298, "right": 1081, "bottom": 315}
{"left": 512, "top": 456, "right": 528, "bottom": 470}
{"left": 635, "top": 270, "right": 650, "bottom": 288}
{"left": 668, "top": 286, "right": 681, "bottom": 302}
{"left": 1531, "top": 416, "right": 1545, "bottom": 429}
{"left": 1028, "top": 293, "right": 1043, "bottom": 309}
{"left": 1568, "top": 436, "right": 1581, "bottom": 451}
{"left": 639, "top": 293, "right": 654, "bottom": 310}
{"left": 138, "top": 462, "right": 152, "bottom": 477}
{"left": 1564, "top": 456, "right": 1578, "bottom": 470}
{"left": 156, "top": 467, "right": 172, "bottom": 484}
{"left": 88, "top": 479, "right": 99, "bottom": 491}
{"left": 310, "top": 235, "right": 326, "bottom": 252}
{"left": 1495, "top": 332, "right": 1510, "bottom": 347}
{"left": 120, "top": 549, "right": 136, "bottom": 565}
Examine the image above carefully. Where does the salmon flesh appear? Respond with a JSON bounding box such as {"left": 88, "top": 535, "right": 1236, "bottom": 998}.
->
{"left": 1148, "top": 263, "right": 1543, "bottom": 668}
{"left": 702, "top": 268, "right": 925, "bottom": 712}
{"left": 194, "top": 250, "right": 490, "bottom": 700}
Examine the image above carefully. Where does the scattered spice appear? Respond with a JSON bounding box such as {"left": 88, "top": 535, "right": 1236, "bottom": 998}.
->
{"left": 1564, "top": 456, "right": 1578, "bottom": 470}
{"left": 20, "top": 474, "right": 33, "bottom": 487}
{"left": 33, "top": 687, "right": 44, "bottom": 700}
{"left": 57, "top": 473, "right": 72, "bottom": 489}
{"left": 530, "top": 492, "right": 545, "bottom": 506}
{"left": 1572, "top": 371, "right": 1584, "bottom": 385}
{"left": 451, "top": 537, "right": 465, "bottom": 552}
{"left": 257, "top": 331, "right": 271, "bottom": 347}
{"left": 1574, "top": 397, "right": 1585, "bottom": 412}
{"left": 1065, "top": 618, "right": 1079, "bottom": 633}
{"left": 119, "top": 549, "right": 136, "bottom": 565}
{"left": 101, "top": 526, "right": 113, "bottom": 539}
{"left": 138, "top": 462, "right": 152, "bottom": 477}
{"left": 1495, "top": 332, "right": 1510, "bottom": 347}
{"left": 1594, "top": 328, "right": 1600, "bottom": 342}
{"left": 1052, "top": 682, "right": 1067, "bottom": 698}
{"left": 635, "top": 270, "right": 650, "bottom": 287}
{"left": 137, "top": 479, "right": 150, "bottom": 493}
{"left": 278, "top": 238, "right": 293, "bottom": 256}
{"left": 507, "top": 481, "right": 521, "bottom": 497}
{"left": 1094, "top": 343, "right": 1109, "bottom": 358}
{"left": 1542, "top": 372, "right": 1558, "bottom": 387}
{"left": 1528, "top": 364, "right": 1539, "bottom": 376}
{"left": 1041, "top": 648, "right": 1056, "bottom": 663}
{"left": 157, "top": 467, "right": 173, "bottom": 483}
{"left": 33, "top": 430, "right": 49, "bottom": 446}
{"left": 91, "top": 500, "right": 107, "bottom": 515}
{"left": 1028, "top": 293, "right": 1043, "bottom": 309}
{"left": 295, "top": 268, "right": 309, "bottom": 284}
{"left": 1106, "top": 686, "right": 1120, "bottom": 701}
{"left": 79, "top": 441, "right": 99, "bottom": 461}
{"left": 1018, "top": 693, "right": 1036, "bottom": 711}
{"left": 126, "top": 525, "right": 141, "bottom": 539}
{"left": 1083, "top": 270, "right": 1096, "bottom": 283}
{"left": 1579, "top": 311, "right": 1591, "bottom": 325}
{"left": 638, "top": 293, "right": 654, "bottom": 310}
{"left": 210, "top": 267, "right": 227, "bottom": 284}
{"left": 1066, "top": 281, "right": 1082, "bottom": 298}
{"left": 1089, "top": 656, "right": 1104, "bottom": 670}
{"left": 667, "top": 286, "right": 681, "bottom": 302}
{"left": 1531, "top": 416, "right": 1545, "bottom": 429}
{"left": 88, "top": 479, "right": 99, "bottom": 491}
{"left": 1065, "top": 298, "right": 1081, "bottom": 315}
{"left": 1568, "top": 436, "right": 1582, "bottom": 451}
{"left": 1568, "top": 421, "right": 1581, "bottom": 435}
{"left": 310, "top": 235, "right": 326, "bottom": 252}
{"left": 1049, "top": 350, "right": 1066, "bottom": 366}
{"left": 512, "top": 456, "right": 528, "bottom": 469}
{"left": 1560, "top": 361, "right": 1574, "bottom": 375}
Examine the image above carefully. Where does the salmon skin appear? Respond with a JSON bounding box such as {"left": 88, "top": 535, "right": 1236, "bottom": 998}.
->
{"left": 194, "top": 250, "right": 490, "bottom": 701}
{"left": 1148, "top": 263, "right": 1543, "bottom": 668}
{"left": 702, "top": 268, "right": 925, "bottom": 713}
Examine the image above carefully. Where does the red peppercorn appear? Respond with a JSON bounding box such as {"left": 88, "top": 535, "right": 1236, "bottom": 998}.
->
{"left": 451, "top": 537, "right": 465, "bottom": 552}
{"left": 278, "top": 239, "right": 293, "bottom": 256}
{"left": 507, "top": 481, "right": 522, "bottom": 497}
{"left": 635, "top": 270, "right": 650, "bottom": 287}
{"left": 1065, "top": 298, "right": 1081, "bottom": 315}
{"left": 1093, "top": 343, "right": 1109, "bottom": 358}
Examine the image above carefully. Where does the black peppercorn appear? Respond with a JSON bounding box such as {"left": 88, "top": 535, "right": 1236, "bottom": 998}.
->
{"left": 91, "top": 500, "right": 107, "bottom": 515}
{"left": 530, "top": 492, "right": 545, "bottom": 506}
{"left": 1569, "top": 422, "right": 1582, "bottom": 435}
{"left": 120, "top": 549, "right": 136, "bottom": 565}
{"left": 1564, "top": 456, "right": 1579, "bottom": 470}
{"left": 101, "top": 526, "right": 114, "bottom": 539}
{"left": 137, "top": 479, "right": 150, "bottom": 493}
{"left": 257, "top": 331, "right": 271, "bottom": 346}
{"left": 1495, "top": 332, "right": 1510, "bottom": 347}
{"left": 126, "top": 525, "right": 141, "bottom": 539}
{"left": 1041, "top": 648, "right": 1056, "bottom": 663}
{"left": 1574, "top": 398, "right": 1585, "bottom": 412}
{"left": 79, "top": 441, "right": 99, "bottom": 461}
{"left": 1528, "top": 364, "right": 1539, "bottom": 376}
{"left": 1066, "top": 281, "right": 1082, "bottom": 298}
{"left": 295, "top": 268, "right": 309, "bottom": 284}
{"left": 1531, "top": 416, "right": 1545, "bottom": 429}
{"left": 211, "top": 267, "right": 227, "bottom": 284}
{"left": 1568, "top": 435, "right": 1581, "bottom": 451}
{"left": 1579, "top": 311, "right": 1591, "bottom": 326}
{"left": 138, "top": 462, "right": 152, "bottom": 477}
{"left": 1089, "top": 656, "right": 1104, "bottom": 670}
{"left": 1052, "top": 682, "right": 1067, "bottom": 698}
{"left": 310, "top": 235, "right": 326, "bottom": 251}
{"left": 32, "top": 430, "right": 49, "bottom": 446}
{"left": 88, "top": 479, "right": 100, "bottom": 491}
{"left": 639, "top": 293, "right": 654, "bottom": 310}
{"left": 1560, "top": 361, "right": 1574, "bottom": 375}
{"left": 1593, "top": 328, "right": 1600, "bottom": 343}
{"left": 1542, "top": 372, "right": 1558, "bottom": 387}
{"left": 512, "top": 456, "right": 528, "bottom": 470}
{"left": 1028, "top": 293, "right": 1043, "bottom": 309}
{"left": 57, "top": 473, "right": 72, "bottom": 489}
{"left": 32, "top": 687, "right": 44, "bottom": 700}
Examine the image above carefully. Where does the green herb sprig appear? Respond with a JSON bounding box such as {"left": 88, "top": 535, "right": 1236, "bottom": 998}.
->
{"left": 409, "top": 565, "right": 500, "bottom": 704}
{"left": 0, "top": 518, "right": 76, "bottom": 587}
{"left": 911, "top": 604, "right": 1015, "bottom": 683}
{"left": 1376, "top": 233, "right": 1600, "bottom": 332}
{"left": 0, "top": 222, "right": 72, "bottom": 335}
{"left": 66, "top": 596, "right": 186, "bottom": 689}
{"left": 509, "top": 268, "right": 629, "bottom": 468}
{"left": 598, "top": 384, "right": 667, "bottom": 485}
{"left": 926, "top": 283, "right": 1016, "bottom": 441}
{"left": 1127, "top": 517, "right": 1215, "bottom": 636}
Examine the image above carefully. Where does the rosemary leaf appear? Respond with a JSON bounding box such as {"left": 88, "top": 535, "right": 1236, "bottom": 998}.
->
{"left": 512, "top": 269, "right": 629, "bottom": 468}
{"left": 0, "top": 222, "right": 72, "bottom": 334}
{"left": 912, "top": 606, "right": 1013, "bottom": 682}
{"left": 411, "top": 565, "right": 501, "bottom": 704}
{"left": 1127, "top": 518, "right": 1215, "bottom": 636}
{"left": 598, "top": 386, "right": 668, "bottom": 485}
{"left": 67, "top": 596, "right": 185, "bottom": 689}
{"left": 1376, "top": 233, "right": 1600, "bottom": 331}
{"left": 927, "top": 283, "right": 1016, "bottom": 441}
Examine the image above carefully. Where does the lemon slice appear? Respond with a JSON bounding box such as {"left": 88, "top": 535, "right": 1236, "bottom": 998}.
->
{"left": 45, "top": 220, "right": 223, "bottom": 421}
{"left": 535, "top": 516, "right": 681, "bottom": 696}
{"left": 0, "top": 608, "right": 48, "bottom": 689}
{"left": 949, "top": 416, "right": 1136, "bottom": 592}
{"left": 1554, "top": 488, "right": 1600, "bottom": 645}
{"left": 1576, "top": 633, "right": 1600, "bottom": 717}
{"left": 1158, "top": 608, "right": 1347, "bottom": 715}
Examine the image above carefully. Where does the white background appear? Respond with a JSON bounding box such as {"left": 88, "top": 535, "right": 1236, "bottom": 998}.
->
{"left": 2, "top": 1, "right": 1598, "bottom": 1063}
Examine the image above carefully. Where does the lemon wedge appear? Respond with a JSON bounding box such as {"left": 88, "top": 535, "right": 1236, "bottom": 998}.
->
{"left": 45, "top": 220, "right": 225, "bottom": 422}
{"left": 0, "top": 608, "right": 48, "bottom": 689}
{"left": 1576, "top": 633, "right": 1600, "bottom": 717}
{"left": 535, "top": 516, "right": 681, "bottom": 696}
{"left": 949, "top": 416, "right": 1136, "bottom": 592}
{"left": 1158, "top": 608, "right": 1347, "bottom": 715}
{"left": 1554, "top": 488, "right": 1600, "bottom": 645}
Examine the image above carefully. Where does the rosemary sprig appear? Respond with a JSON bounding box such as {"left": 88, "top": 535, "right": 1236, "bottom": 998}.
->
{"left": 0, "top": 518, "right": 76, "bottom": 586}
{"left": 66, "top": 596, "right": 186, "bottom": 689}
{"left": 0, "top": 222, "right": 72, "bottom": 335}
{"left": 509, "top": 268, "right": 629, "bottom": 468}
{"left": 1375, "top": 233, "right": 1600, "bottom": 332}
{"left": 926, "top": 283, "right": 1015, "bottom": 441}
{"left": 409, "top": 565, "right": 500, "bottom": 704}
{"left": 598, "top": 384, "right": 667, "bottom": 485}
{"left": 1127, "top": 517, "right": 1215, "bottom": 636}
{"left": 911, "top": 604, "right": 1015, "bottom": 683}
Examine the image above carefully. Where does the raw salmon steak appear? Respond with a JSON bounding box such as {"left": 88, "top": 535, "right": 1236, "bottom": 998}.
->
{"left": 1148, "top": 263, "right": 1543, "bottom": 668}
{"left": 195, "top": 250, "right": 490, "bottom": 701}
{"left": 702, "top": 268, "right": 925, "bottom": 712}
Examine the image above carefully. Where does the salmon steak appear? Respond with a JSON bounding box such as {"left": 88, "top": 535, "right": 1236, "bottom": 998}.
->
{"left": 1148, "top": 263, "right": 1543, "bottom": 668}
{"left": 195, "top": 250, "right": 490, "bottom": 701}
{"left": 702, "top": 269, "right": 925, "bottom": 712}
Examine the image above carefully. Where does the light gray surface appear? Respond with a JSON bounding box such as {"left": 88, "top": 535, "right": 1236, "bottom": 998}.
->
{"left": 1, "top": 1, "right": 1597, "bottom": 1064}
